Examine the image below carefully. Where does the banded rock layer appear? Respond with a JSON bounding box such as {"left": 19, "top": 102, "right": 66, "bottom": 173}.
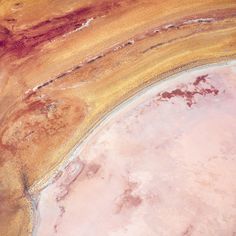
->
{"left": 0, "top": 0, "right": 236, "bottom": 235}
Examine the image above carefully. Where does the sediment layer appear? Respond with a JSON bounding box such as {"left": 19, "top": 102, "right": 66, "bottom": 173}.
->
{"left": 0, "top": 0, "right": 236, "bottom": 235}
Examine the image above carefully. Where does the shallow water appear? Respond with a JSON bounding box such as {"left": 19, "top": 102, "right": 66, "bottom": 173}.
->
{"left": 35, "top": 61, "right": 236, "bottom": 236}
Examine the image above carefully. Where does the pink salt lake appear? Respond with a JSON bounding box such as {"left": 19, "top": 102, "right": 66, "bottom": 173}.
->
{"left": 34, "top": 62, "right": 236, "bottom": 236}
